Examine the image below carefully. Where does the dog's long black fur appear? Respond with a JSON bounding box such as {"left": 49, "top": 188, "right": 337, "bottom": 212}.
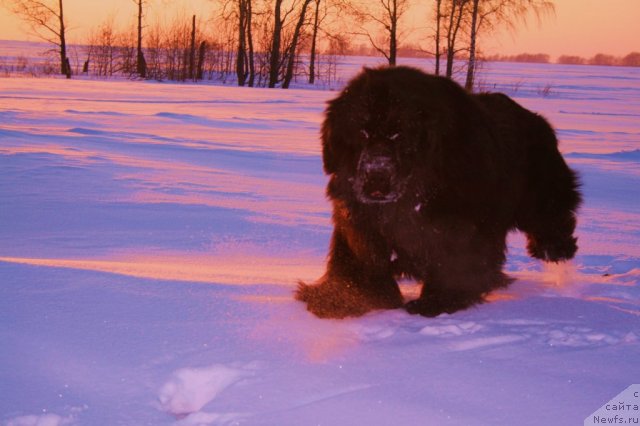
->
{"left": 297, "top": 66, "right": 582, "bottom": 318}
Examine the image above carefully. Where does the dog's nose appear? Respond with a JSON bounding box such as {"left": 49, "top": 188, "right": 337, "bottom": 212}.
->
{"left": 365, "top": 154, "right": 394, "bottom": 171}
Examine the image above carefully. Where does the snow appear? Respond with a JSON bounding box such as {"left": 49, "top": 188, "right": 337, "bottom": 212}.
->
{"left": 158, "top": 364, "right": 256, "bottom": 417}
{"left": 1, "top": 56, "right": 640, "bottom": 425}
{"left": 5, "top": 414, "right": 75, "bottom": 426}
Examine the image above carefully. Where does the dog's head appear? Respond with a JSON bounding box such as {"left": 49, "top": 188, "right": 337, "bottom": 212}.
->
{"left": 322, "top": 67, "right": 462, "bottom": 204}
{"left": 321, "top": 66, "right": 490, "bottom": 205}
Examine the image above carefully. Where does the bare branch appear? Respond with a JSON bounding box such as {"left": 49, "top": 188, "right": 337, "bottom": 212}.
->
{"left": 5, "top": 0, "right": 70, "bottom": 76}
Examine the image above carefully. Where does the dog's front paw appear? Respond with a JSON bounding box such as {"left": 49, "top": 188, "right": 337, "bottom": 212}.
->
{"left": 527, "top": 234, "right": 577, "bottom": 262}
{"left": 296, "top": 279, "right": 402, "bottom": 319}
{"left": 295, "top": 281, "right": 371, "bottom": 318}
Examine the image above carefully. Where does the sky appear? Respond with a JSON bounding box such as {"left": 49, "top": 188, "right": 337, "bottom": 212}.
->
{"left": 485, "top": 0, "right": 640, "bottom": 58}
{"left": 0, "top": 0, "right": 638, "bottom": 58}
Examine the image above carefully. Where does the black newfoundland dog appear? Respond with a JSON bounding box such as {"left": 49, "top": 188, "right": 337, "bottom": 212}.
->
{"left": 296, "top": 66, "right": 581, "bottom": 318}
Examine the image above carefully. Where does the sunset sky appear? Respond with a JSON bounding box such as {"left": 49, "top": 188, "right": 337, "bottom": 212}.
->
{"left": 0, "top": 0, "right": 638, "bottom": 58}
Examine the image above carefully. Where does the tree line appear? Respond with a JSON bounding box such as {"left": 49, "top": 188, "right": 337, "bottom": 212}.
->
{"left": 9, "top": 0, "right": 634, "bottom": 91}
{"left": 482, "top": 52, "right": 640, "bottom": 68}
{"left": 558, "top": 53, "right": 640, "bottom": 67}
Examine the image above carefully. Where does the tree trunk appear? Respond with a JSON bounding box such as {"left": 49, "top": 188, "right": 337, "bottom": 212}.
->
{"left": 137, "top": 0, "right": 146, "bottom": 78}
{"left": 64, "top": 57, "right": 71, "bottom": 78}
{"left": 389, "top": 0, "right": 397, "bottom": 66}
{"left": 268, "top": 0, "right": 284, "bottom": 88}
{"left": 196, "top": 41, "right": 206, "bottom": 80}
{"left": 445, "top": 0, "right": 465, "bottom": 78}
{"left": 308, "top": 0, "right": 320, "bottom": 84}
{"left": 283, "top": 0, "right": 312, "bottom": 88}
{"left": 246, "top": 0, "right": 255, "bottom": 87}
{"left": 189, "top": 15, "right": 196, "bottom": 80}
{"left": 464, "top": 0, "right": 480, "bottom": 91}
{"left": 58, "top": 0, "right": 69, "bottom": 77}
{"left": 236, "top": 0, "right": 247, "bottom": 86}
{"left": 434, "top": 0, "right": 442, "bottom": 75}
{"left": 445, "top": 0, "right": 456, "bottom": 77}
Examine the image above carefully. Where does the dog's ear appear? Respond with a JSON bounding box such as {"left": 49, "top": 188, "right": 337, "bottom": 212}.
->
{"left": 321, "top": 112, "right": 338, "bottom": 174}
{"left": 321, "top": 69, "right": 373, "bottom": 175}
{"left": 321, "top": 94, "right": 347, "bottom": 174}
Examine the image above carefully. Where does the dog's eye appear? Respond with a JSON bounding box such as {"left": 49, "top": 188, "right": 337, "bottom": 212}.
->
{"left": 389, "top": 133, "right": 400, "bottom": 141}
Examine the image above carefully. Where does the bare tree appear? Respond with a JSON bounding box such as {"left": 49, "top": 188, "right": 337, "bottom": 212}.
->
{"left": 433, "top": 0, "right": 442, "bottom": 75}
{"left": 145, "top": 19, "right": 163, "bottom": 79}
{"left": 282, "top": 0, "right": 313, "bottom": 88}
{"left": 318, "top": 32, "right": 348, "bottom": 85}
{"left": 267, "top": 0, "right": 309, "bottom": 88}
{"left": 213, "top": 0, "right": 342, "bottom": 87}
{"left": 87, "top": 17, "right": 117, "bottom": 77}
{"left": 235, "top": 0, "right": 248, "bottom": 85}
{"left": 426, "top": 0, "right": 470, "bottom": 78}
{"left": 196, "top": 40, "right": 207, "bottom": 79}
{"left": 145, "top": 13, "right": 199, "bottom": 81}
{"left": 189, "top": 14, "right": 196, "bottom": 80}
{"left": 465, "top": 0, "right": 479, "bottom": 89}
{"left": 444, "top": 0, "right": 468, "bottom": 78}
{"left": 134, "top": 0, "right": 147, "bottom": 78}
{"left": 117, "top": 24, "right": 138, "bottom": 76}
{"left": 267, "top": 0, "right": 285, "bottom": 87}
{"left": 308, "top": 0, "right": 342, "bottom": 84}
{"left": 208, "top": 1, "right": 239, "bottom": 80}
{"left": 308, "top": 0, "right": 321, "bottom": 84}
{"left": 4, "top": 0, "right": 70, "bottom": 77}
{"left": 344, "top": 0, "right": 411, "bottom": 66}
{"left": 245, "top": 0, "right": 255, "bottom": 86}
{"left": 233, "top": 0, "right": 255, "bottom": 86}
{"left": 464, "top": 0, "right": 555, "bottom": 90}
{"left": 252, "top": 6, "right": 277, "bottom": 86}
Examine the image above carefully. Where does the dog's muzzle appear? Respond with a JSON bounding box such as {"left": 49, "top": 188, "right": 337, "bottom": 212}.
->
{"left": 354, "top": 151, "right": 403, "bottom": 204}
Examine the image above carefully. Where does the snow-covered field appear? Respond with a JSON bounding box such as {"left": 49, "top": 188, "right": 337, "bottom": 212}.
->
{"left": 1, "top": 58, "right": 639, "bottom": 425}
